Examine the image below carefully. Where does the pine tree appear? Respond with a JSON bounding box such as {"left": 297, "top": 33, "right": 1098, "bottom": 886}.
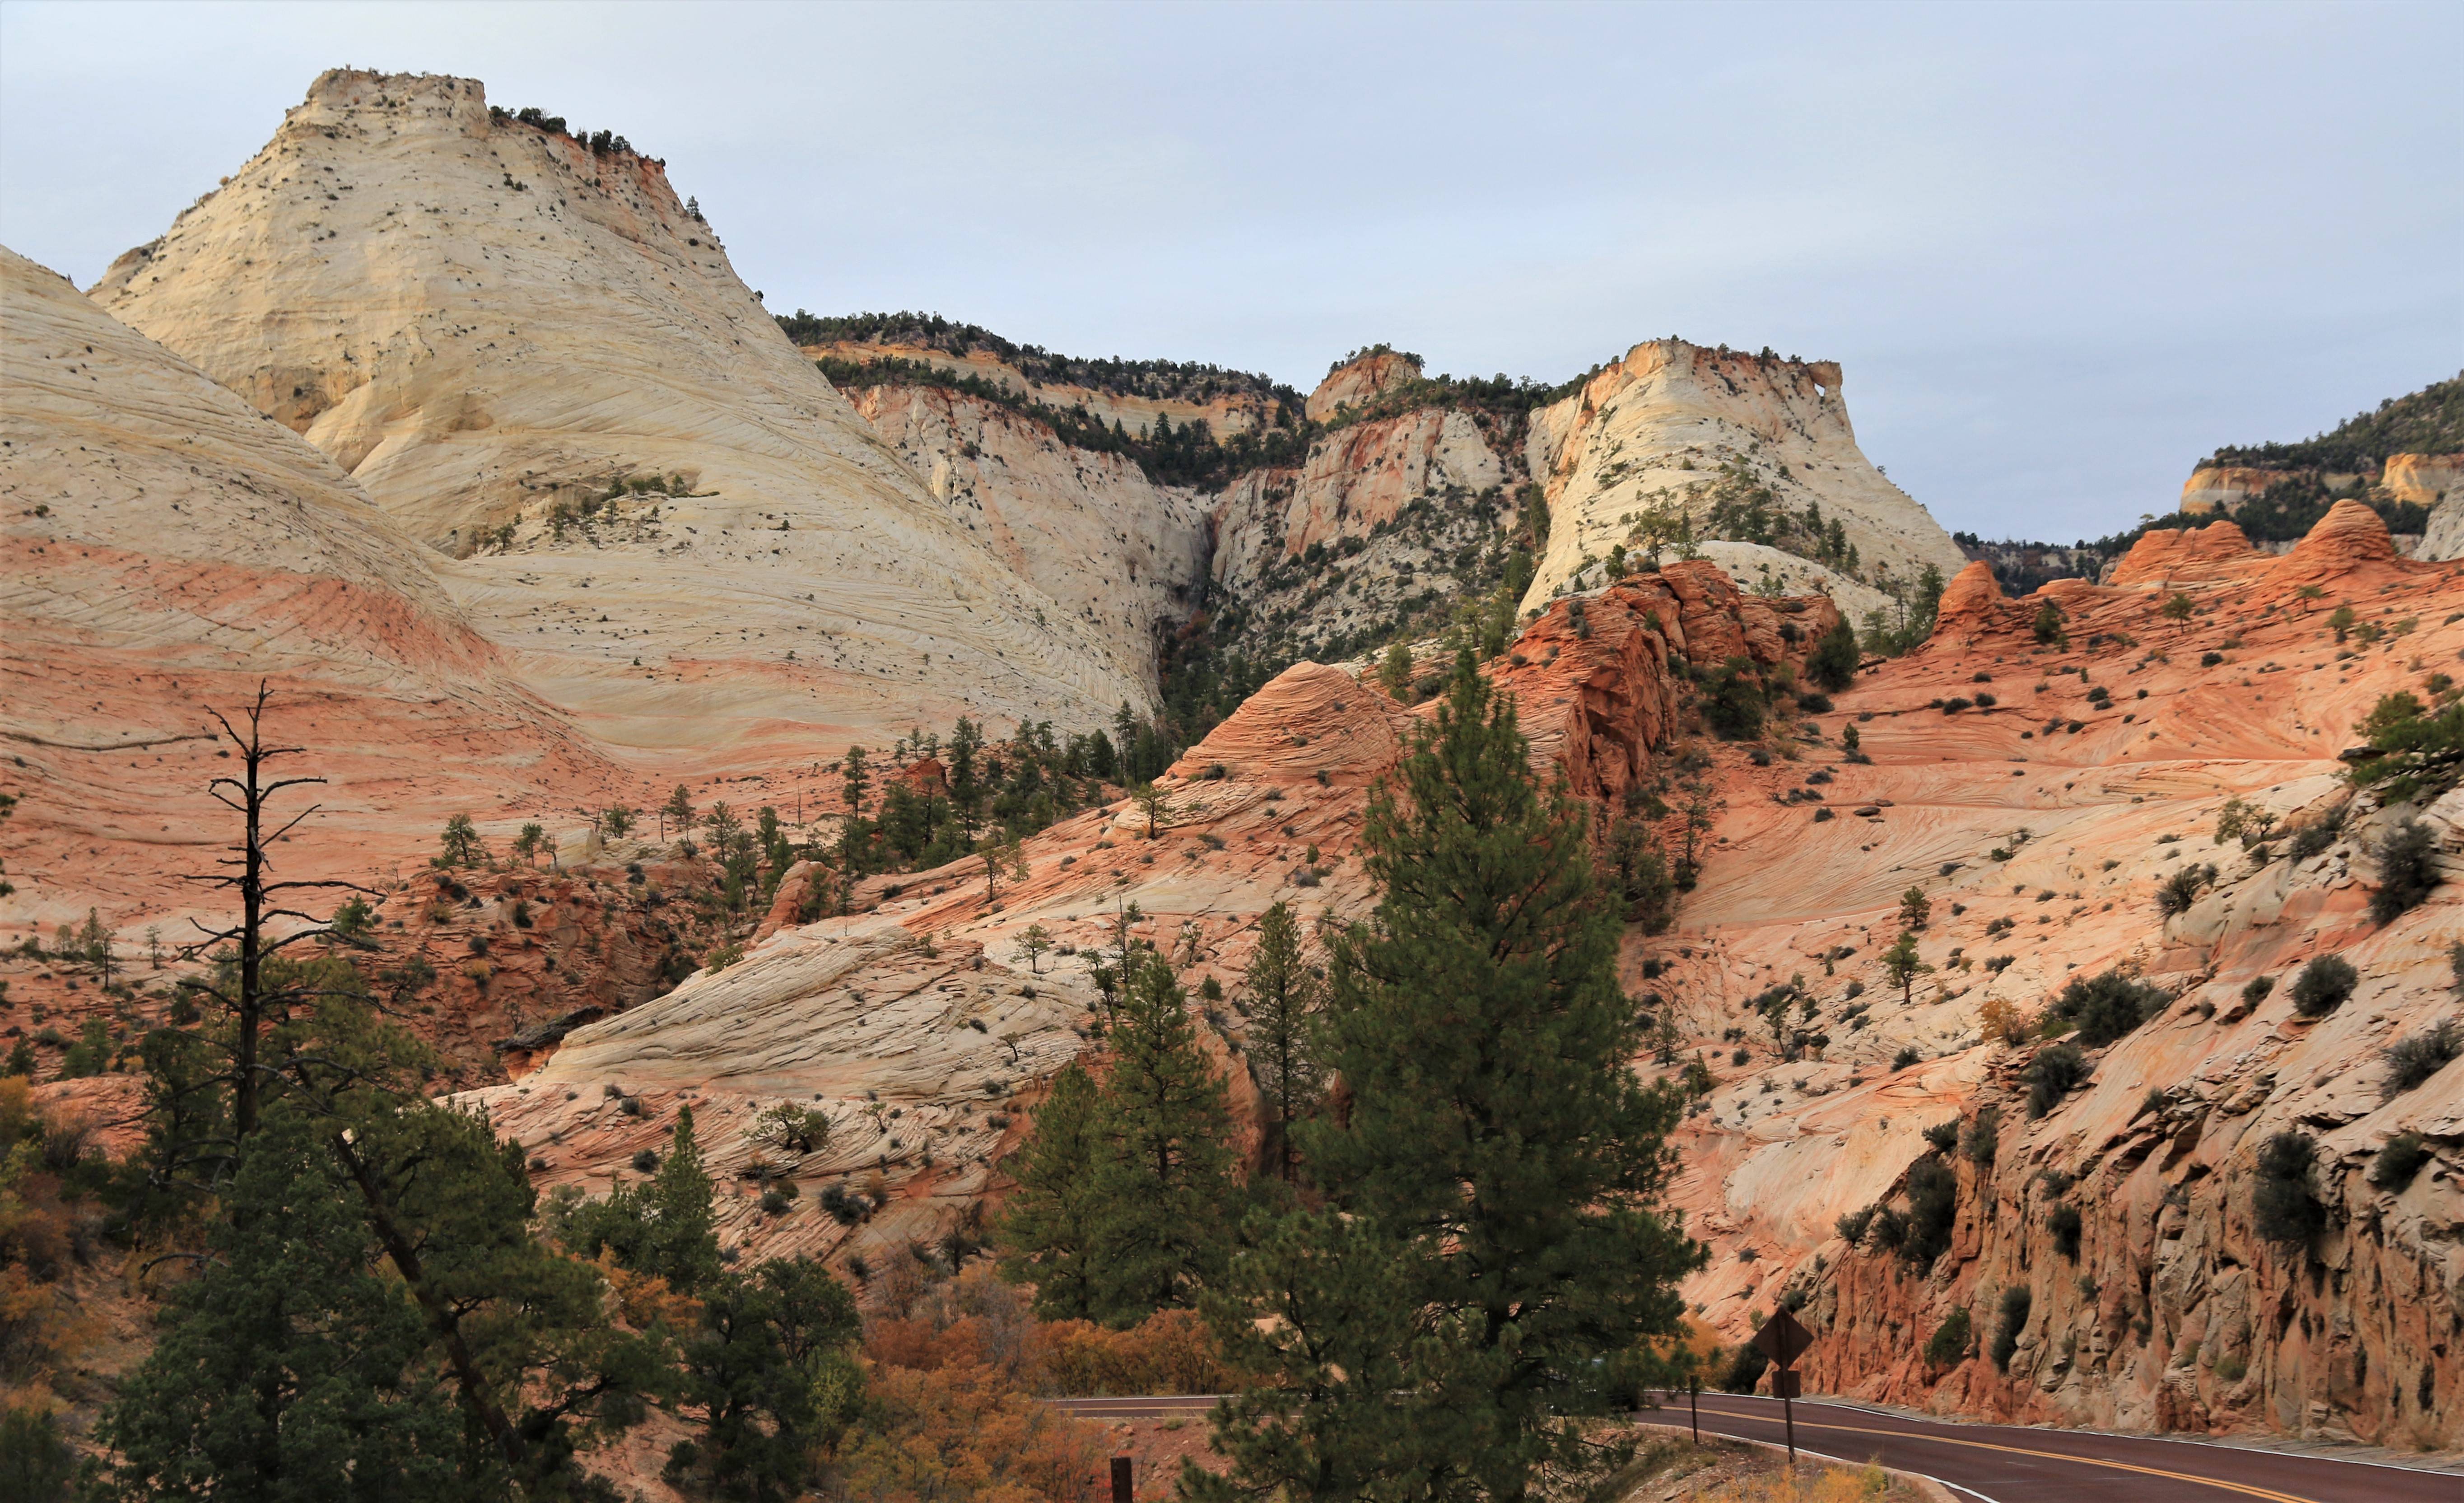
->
{"left": 996, "top": 1062, "right": 1106, "bottom": 1321}
{"left": 91, "top": 1104, "right": 473, "bottom": 1500}
{"left": 1882, "top": 930, "right": 1932, "bottom": 1006}
{"left": 1206, "top": 649, "right": 1702, "bottom": 1500}
{"left": 1242, "top": 901, "right": 1323, "bottom": 1182}
{"left": 1086, "top": 951, "right": 1238, "bottom": 1324}
{"left": 673, "top": 1258, "right": 863, "bottom": 1502}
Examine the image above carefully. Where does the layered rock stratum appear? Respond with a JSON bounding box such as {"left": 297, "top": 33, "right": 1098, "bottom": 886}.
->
{"left": 1, "top": 244, "right": 615, "bottom": 929}
{"left": 88, "top": 69, "right": 1152, "bottom": 756}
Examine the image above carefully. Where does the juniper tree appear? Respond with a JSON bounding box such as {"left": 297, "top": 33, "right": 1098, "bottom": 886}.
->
{"left": 1199, "top": 650, "right": 1701, "bottom": 1502}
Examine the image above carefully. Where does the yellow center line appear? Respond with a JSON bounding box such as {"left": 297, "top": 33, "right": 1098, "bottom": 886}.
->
{"left": 1694, "top": 1406, "right": 2322, "bottom": 1503}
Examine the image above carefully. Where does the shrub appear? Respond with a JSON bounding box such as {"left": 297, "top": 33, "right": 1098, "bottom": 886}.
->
{"left": 2288, "top": 820, "right": 2338, "bottom": 862}
{"left": 2252, "top": 1131, "right": 2324, "bottom": 1247}
{"left": 1835, "top": 1206, "right": 1877, "bottom": 1244}
{"left": 2156, "top": 863, "right": 2218, "bottom": 917}
{"left": 2288, "top": 955, "right": 2358, "bottom": 1018}
{"left": 631, "top": 1148, "right": 659, "bottom": 1174}
{"left": 1891, "top": 1046, "right": 1921, "bottom": 1071}
{"left": 1717, "top": 1342, "right": 1770, "bottom": 1394}
{"left": 1922, "top": 1119, "right": 1960, "bottom": 1153}
{"left": 1703, "top": 658, "right": 1767, "bottom": 740}
{"left": 820, "top": 1182, "right": 872, "bottom": 1225}
{"left": 2240, "top": 976, "right": 2274, "bottom": 1008}
{"left": 2381, "top": 1020, "right": 2461, "bottom": 1095}
{"left": 1924, "top": 1307, "right": 1972, "bottom": 1367}
{"left": 2048, "top": 970, "right": 2168, "bottom": 1047}
{"left": 1961, "top": 1106, "right": 2001, "bottom": 1167}
{"left": 2026, "top": 1043, "right": 2093, "bottom": 1118}
{"left": 1808, "top": 619, "right": 1860, "bottom": 692}
{"left": 1990, "top": 1286, "right": 2033, "bottom": 1370}
{"left": 2369, "top": 816, "right": 2440, "bottom": 924}
{"left": 2048, "top": 1203, "right": 2082, "bottom": 1260}
{"left": 1975, "top": 692, "right": 1997, "bottom": 708}
{"left": 2201, "top": 651, "right": 2224, "bottom": 667}
{"left": 1902, "top": 1158, "right": 1958, "bottom": 1267}
{"left": 2369, "top": 1133, "right": 2431, "bottom": 1192}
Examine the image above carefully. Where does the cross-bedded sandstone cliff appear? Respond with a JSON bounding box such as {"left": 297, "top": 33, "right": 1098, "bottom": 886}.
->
{"left": 88, "top": 69, "right": 1152, "bottom": 756}
{"left": 0, "top": 244, "right": 615, "bottom": 931}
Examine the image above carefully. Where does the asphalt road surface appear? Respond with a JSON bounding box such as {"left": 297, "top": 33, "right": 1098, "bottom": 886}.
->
{"left": 1664, "top": 1392, "right": 2460, "bottom": 1502}
{"left": 1044, "top": 1393, "right": 2459, "bottom": 1501}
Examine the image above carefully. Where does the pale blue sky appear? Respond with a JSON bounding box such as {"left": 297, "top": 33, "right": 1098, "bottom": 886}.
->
{"left": 3, "top": 0, "right": 2455, "bottom": 541}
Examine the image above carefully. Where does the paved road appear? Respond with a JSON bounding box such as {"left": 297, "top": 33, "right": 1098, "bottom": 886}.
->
{"left": 1663, "top": 1392, "right": 2460, "bottom": 1503}
{"left": 1046, "top": 1393, "right": 2459, "bottom": 1501}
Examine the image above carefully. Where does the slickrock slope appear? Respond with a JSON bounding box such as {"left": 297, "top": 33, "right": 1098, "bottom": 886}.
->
{"left": 838, "top": 383, "right": 1211, "bottom": 695}
{"left": 0, "top": 244, "right": 615, "bottom": 930}
{"left": 1522, "top": 340, "right": 1964, "bottom": 615}
{"left": 1661, "top": 504, "right": 2462, "bottom": 1451}
{"left": 460, "top": 566, "right": 1838, "bottom": 1275}
{"left": 88, "top": 69, "right": 1148, "bottom": 754}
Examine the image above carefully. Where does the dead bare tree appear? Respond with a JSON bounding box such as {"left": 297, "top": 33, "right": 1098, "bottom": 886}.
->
{"left": 174, "top": 681, "right": 370, "bottom": 1149}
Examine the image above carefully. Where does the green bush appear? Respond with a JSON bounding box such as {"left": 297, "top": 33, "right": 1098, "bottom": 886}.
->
{"left": 2369, "top": 1133, "right": 2431, "bottom": 1192}
{"left": 1808, "top": 619, "right": 1860, "bottom": 692}
{"left": 2049, "top": 971, "right": 2168, "bottom": 1047}
{"left": 1835, "top": 1206, "right": 1877, "bottom": 1245}
{"left": 2369, "top": 816, "right": 2441, "bottom": 924}
{"left": 2026, "top": 1043, "right": 2093, "bottom": 1118}
{"left": 1924, "top": 1307, "right": 1972, "bottom": 1367}
{"left": 2047, "top": 1203, "right": 2082, "bottom": 1260}
{"left": 1961, "top": 1106, "right": 2001, "bottom": 1167}
{"left": 2383, "top": 1020, "right": 2461, "bottom": 1096}
{"left": 2251, "top": 1131, "right": 2324, "bottom": 1247}
{"left": 2289, "top": 955, "right": 2358, "bottom": 1018}
{"left": 1702, "top": 657, "right": 1767, "bottom": 740}
{"left": 1902, "top": 1158, "right": 1958, "bottom": 1267}
{"left": 2156, "top": 863, "right": 2218, "bottom": 917}
{"left": 2240, "top": 976, "right": 2274, "bottom": 1007}
{"left": 1989, "top": 1286, "right": 2033, "bottom": 1371}
{"left": 1717, "top": 1342, "right": 1770, "bottom": 1394}
{"left": 1922, "top": 1120, "right": 1960, "bottom": 1153}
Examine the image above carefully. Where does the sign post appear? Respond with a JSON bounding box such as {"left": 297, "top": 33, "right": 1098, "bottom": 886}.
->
{"left": 1749, "top": 1309, "right": 1813, "bottom": 1466}
{"left": 1111, "top": 1455, "right": 1132, "bottom": 1503}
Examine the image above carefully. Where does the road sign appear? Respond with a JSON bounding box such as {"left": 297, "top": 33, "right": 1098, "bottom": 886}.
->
{"left": 1772, "top": 1370, "right": 1802, "bottom": 1399}
{"left": 1750, "top": 1309, "right": 1812, "bottom": 1369}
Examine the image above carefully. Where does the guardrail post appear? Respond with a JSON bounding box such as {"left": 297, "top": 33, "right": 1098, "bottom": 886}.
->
{"left": 1112, "top": 1454, "right": 1132, "bottom": 1503}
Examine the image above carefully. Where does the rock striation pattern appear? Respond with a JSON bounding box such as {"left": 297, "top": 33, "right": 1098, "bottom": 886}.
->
{"left": 0, "top": 244, "right": 613, "bottom": 930}
{"left": 88, "top": 69, "right": 1151, "bottom": 755}
{"left": 840, "top": 383, "right": 1211, "bottom": 696}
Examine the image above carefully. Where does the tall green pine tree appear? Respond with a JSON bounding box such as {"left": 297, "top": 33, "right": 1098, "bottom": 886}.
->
{"left": 995, "top": 1062, "right": 1106, "bottom": 1321}
{"left": 1196, "top": 650, "right": 1703, "bottom": 1503}
{"left": 1087, "top": 951, "right": 1239, "bottom": 1324}
{"left": 1242, "top": 901, "right": 1323, "bottom": 1183}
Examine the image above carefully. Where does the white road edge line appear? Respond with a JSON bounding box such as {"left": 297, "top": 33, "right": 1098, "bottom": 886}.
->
{"left": 1695, "top": 1395, "right": 2456, "bottom": 1479}
{"left": 1664, "top": 1413, "right": 2003, "bottom": 1503}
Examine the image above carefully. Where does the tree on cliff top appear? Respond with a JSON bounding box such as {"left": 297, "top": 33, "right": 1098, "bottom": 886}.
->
{"left": 1193, "top": 649, "right": 1702, "bottom": 1502}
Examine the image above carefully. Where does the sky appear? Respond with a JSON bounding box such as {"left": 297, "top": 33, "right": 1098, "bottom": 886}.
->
{"left": 2, "top": 0, "right": 2456, "bottom": 542}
